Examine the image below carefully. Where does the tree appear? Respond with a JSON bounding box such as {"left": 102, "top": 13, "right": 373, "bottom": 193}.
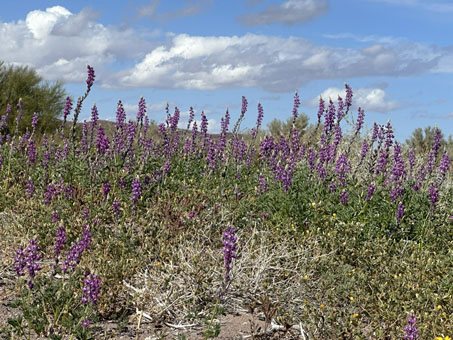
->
{"left": 267, "top": 113, "right": 309, "bottom": 140}
{"left": 0, "top": 61, "right": 67, "bottom": 134}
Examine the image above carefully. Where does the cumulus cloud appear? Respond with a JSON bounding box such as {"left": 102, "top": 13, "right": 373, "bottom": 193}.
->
{"left": 0, "top": 6, "right": 154, "bottom": 83}
{"left": 308, "top": 86, "right": 401, "bottom": 113}
{"left": 1, "top": 6, "right": 451, "bottom": 93}
{"left": 112, "top": 33, "right": 443, "bottom": 92}
{"left": 237, "top": 0, "right": 328, "bottom": 26}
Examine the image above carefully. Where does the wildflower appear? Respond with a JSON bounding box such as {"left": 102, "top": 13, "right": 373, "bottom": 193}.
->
{"left": 112, "top": 200, "right": 120, "bottom": 216}
{"left": 102, "top": 181, "right": 111, "bottom": 198}
{"left": 403, "top": 313, "right": 419, "bottom": 339}
{"left": 31, "top": 113, "right": 39, "bottom": 129}
{"left": 222, "top": 226, "right": 238, "bottom": 283}
{"left": 397, "top": 202, "right": 405, "bottom": 225}
{"left": 61, "top": 225, "right": 92, "bottom": 273}
{"left": 340, "top": 190, "right": 349, "bottom": 205}
{"left": 136, "top": 96, "right": 146, "bottom": 125}
{"left": 14, "top": 240, "right": 41, "bottom": 288}
{"left": 81, "top": 319, "right": 91, "bottom": 328}
{"left": 54, "top": 226, "right": 66, "bottom": 264}
{"left": 82, "top": 273, "right": 101, "bottom": 305}
{"left": 86, "top": 65, "right": 95, "bottom": 88}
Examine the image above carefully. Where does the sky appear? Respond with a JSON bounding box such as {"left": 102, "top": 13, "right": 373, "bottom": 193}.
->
{"left": 1, "top": 0, "right": 452, "bottom": 141}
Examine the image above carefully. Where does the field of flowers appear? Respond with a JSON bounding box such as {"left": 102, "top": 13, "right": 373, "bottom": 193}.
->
{"left": 0, "top": 66, "right": 451, "bottom": 339}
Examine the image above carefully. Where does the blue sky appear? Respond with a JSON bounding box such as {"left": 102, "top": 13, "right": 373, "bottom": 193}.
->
{"left": 1, "top": 0, "right": 452, "bottom": 141}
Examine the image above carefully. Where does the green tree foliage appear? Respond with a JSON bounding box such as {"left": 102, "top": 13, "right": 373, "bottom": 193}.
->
{"left": 406, "top": 126, "right": 453, "bottom": 158}
{"left": 266, "top": 113, "right": 309, "bottom": 140}
{"left": 0, "top": 61, "right": 67, "bottom": 134}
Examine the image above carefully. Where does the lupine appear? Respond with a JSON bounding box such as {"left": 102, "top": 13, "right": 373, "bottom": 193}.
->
{"left": 131, "top": 178, "right": 142, "bottom": 204}
{"left": 54, "top": 226, "right": 66, "bottom": 264}
{"left": 61, "top": 225, "right": 92, "bottom": 273}
{"left": 355, "top": 107, "right": 364, "bottom": 132}
{"left": 428, "top": 183, "right": 439, "bottom": 209}
{"left": 187, "top": 106, "right": 195, "bottom": 130}
{"left": 26, "top": 179, "right": 35, "bottom": 198}
{"left": 14, "top": 239, "right": 41, "bottom": 288}
{"left": 28, "top": 140, "right": 36, "bottom": 164}
{"left": 222, "top": 226, "right": 238, "bottom": 283}
{"left": 340, "top": 190, "right": 349, "bottom": 205}
{"left": 366, "top": 184, "right": 376, "bottom": 201}
{"left": 324, "top": 99, "right": 336, "bottom": 134}
{"left": 82, "top": 273, "right": 101, "bottom": 305}
{"left": 112, "top": 200, "right": 121, "bottom": 216}
{"left": 86, "top": 65, "right": 95, "bottom": 89}
{"left": 336, "top": 96, "right": 344, "bottom": 121}
{"left": 403, "top": 313, "right": 419, "bottom": 339}
{"left": 137, "top": 96, "right": 146, "bottom": 126}
{"left": 31, "top": 113, "right": 39, "bottom": 130}
{"left": 317, "top": 96, "right": 325, "bottom": 123}
{"left": 345, "top": 83, "right": 353, "bottom": 108}
{"left": 102, "top": 182, "right": 111, "bottom": 198}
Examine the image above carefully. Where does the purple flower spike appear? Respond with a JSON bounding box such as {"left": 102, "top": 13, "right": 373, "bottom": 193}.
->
{"left": 222, "top": 226, "right": 238, "bottom": 283}
{"left": 403, "top": 313, "right": 419, "bottom": 339}
{"left": 82, "top": 273, "right": 101, "bottom": 305}
{"left": 32, "top": 113, "right": 39, "bottom": 129}
{"left": 14, "top": 240, "right": 42, "bottom": 288}
{"left": 86, "top": 65, "right": 95, "bottom": 88}
{"left": 131, "top": 178, "right": 142, "bottom": 204}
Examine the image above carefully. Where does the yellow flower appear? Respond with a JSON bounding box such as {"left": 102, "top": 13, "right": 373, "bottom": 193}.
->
{"left": 311, "top": 202, "right": 316, "bottom": 208}
{"left": 349, "top": 296, "right": 354, "bottom": 302}
{"left": 353, "top": 313, "right": 359, "bottom": 318}
{"left": 446, "top": 336, "right": 451, "bottom": 340}
{"left": 332, "top": 213, "right": 336, "bottom": 218}
{"left": 304, "top": 275, "right": 308, "bottom": 280}
{"left": 437, "top": 305, "right": 442, "bottom": 310}
{"left": 320, "top": 304, "right": 325, "bottom": 309}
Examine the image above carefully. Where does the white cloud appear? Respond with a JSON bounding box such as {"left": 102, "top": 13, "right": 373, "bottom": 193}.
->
{"left": 1, "top": 6, "right": 451, "bottom": 93}
{"left": 113, "top": 34, "right": 443, "bottom": 92}
{"left": 0, "top": 6, "right": 154, "bottom": 83}
{"left": 237, "top": 0, "right": 328, "bottom": 26}
{"left": 308, "top": 86, "right": 400, "bottom": 113}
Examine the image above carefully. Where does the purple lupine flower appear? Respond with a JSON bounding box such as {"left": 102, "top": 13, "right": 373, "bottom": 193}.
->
{"left": 340, "top": 190, "right": 349, "bottom": 205}
{"left": 170, "top": 106, "right": 180, "bottom": 132}
{"left": 222, "top": 226, "right": 238, "bottom": 283}
{"left": 54, "top": 226, "right": 66, "bottom": 264}
{"left": 81, "top": 319, "right": 92, "bottom": 328}
{"left": 31, "top": 113, "right": 39, "bottom": 130}
{"left": 317, "top": 96, "right": 325, "bottom": 123}
{"left": 366, "top": 184, "right": 375, "bottom": 201}
{"left": 96, "top": 125, "right": 109, "bottom": 154}
{"left": 82, "top": 273, "right": 101, "bottom": 305}
{"left": 115, "top": 100, "right": 126, "bottom": 128}
{"left": 51, "top": 212, "right": 60, "bottom": 223}
{"left": 62, "top": 96, "right": 72, "bottom": 126}
{"left": 356, "top": 107, "right": 364, "bottom": 132}
{"left": 241, "top": 96, "right": 248, "bottom": 116}
{"left": 14, "top": 240, "right": 41, "bottom": 288}
{"left": 397, "top": 202, "right": 405, "bottom": 225}
{"left": 324, "top": 99, "right": 336, "bottom": 134}
{"left": 26, "top": 179, "right": 35, "bottom": 198}
{"left": 187, "top": 106, "right": 195, "bottom": 130}
{"left": 360, "top": 139, "right": 369, "bottom": 159}
{"left": 256, "top": 173, "right": 268, "bottom": 194}
{"left": 61, "top": 225, "right": 92, "bottom": 273}
{"left": 292, "top": 90, "right": 300, "bottom": 121}
{"left": 428, "top": 183, "right": 439, "bottom": 209}
{"left": 86, "top": 65, "right": 95, "bottom": 88}
{"left": 345, "top": 83, "right": 353, "bottom": 108}
{"left": 102, "top": 182, "right": 111, "bottom": 198}
{"left": 112, "top": 200, "right": 120, "bottom": 216}
{"left": 131, "top": 178, "right": 142, "bottom": 204}
{"left": 28, "top": 140, "right": 36, "bottom": 164}
{"left": 403, "top": 313, "right": 419, "bottom": 339}
{"left": 90, "top": 103, "right": 98, "bottom": 127}
{"left": 336, "top": 96, "right": 344, "bottom": 121}
{"left": 336, "top": 152, "right": 351, "bottom": 186}
{"left": 137, "top": 96, "right": 146, "bottom": 125}
{"left": 438, "top": 149, "right": 451, "bottom": 176}
{"left": 408, "top": 149, "right": 416, "bottom": 176}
